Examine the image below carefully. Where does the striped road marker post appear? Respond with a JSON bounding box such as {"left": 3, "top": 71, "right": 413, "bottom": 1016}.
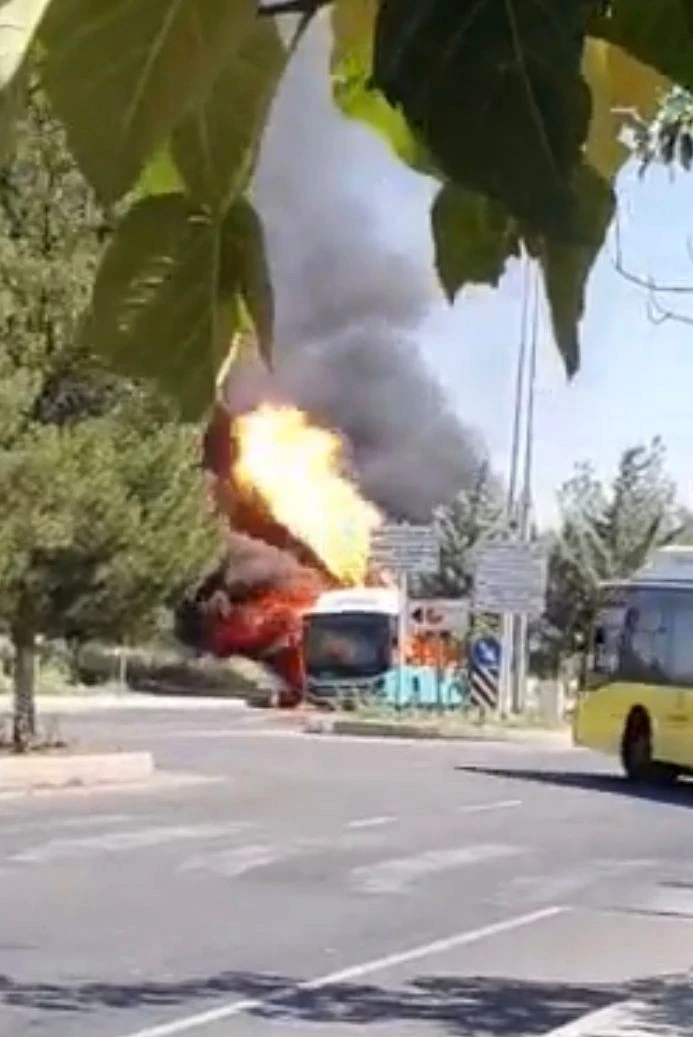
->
{"left": 469, "top": 635, "right": 501, "bottom": 713}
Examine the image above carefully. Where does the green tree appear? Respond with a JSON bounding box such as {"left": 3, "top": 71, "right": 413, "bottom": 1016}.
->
{"left": 0, "top": 2, "right": 687, "bottom": 412}
{"left": 546, "top": 439, "right": 689, "bottom": 654}
{"left": 422, "top": 464, "right": 502, "bottom": 599}
{"left": 0, "top": 84, "right": 217, "bottom": 750}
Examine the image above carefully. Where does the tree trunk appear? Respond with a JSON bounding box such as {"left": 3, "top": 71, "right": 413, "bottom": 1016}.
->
{"left": 12, "top": 629, "right": 36, "bottom": 752}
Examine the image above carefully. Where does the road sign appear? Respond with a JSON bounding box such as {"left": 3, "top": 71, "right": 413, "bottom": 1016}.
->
{"left": 473, "top": 539, "right": 547, "bottom": 617}
{"left": 469, "top": 635, "right": 501, "bottom": 711}
{"left": 408, "top": 598, "right": 469, "bottom": 634}
{"left": 369, "top": 523, "right": 439, "bottom": 575}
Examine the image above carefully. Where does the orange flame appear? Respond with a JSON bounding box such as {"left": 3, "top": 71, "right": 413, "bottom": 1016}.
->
{"left": 232, "top": 405, "right": 382, "bottom": 585}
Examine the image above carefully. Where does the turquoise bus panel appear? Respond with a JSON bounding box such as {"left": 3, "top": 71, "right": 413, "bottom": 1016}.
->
{"left": 382, "top": 665, "right": 468, "bottom": 708}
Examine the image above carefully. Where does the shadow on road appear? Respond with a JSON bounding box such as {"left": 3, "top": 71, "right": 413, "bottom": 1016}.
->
{"left": 0, "top": 972, "right": 620, "bottom": 1033}
{"left": 456, "top": 765, "right": 693, "bottom": 809}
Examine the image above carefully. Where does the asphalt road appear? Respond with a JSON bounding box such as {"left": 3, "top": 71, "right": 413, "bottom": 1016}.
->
{"left": 1, "top": 704, "right": 693, "bottom": 1037}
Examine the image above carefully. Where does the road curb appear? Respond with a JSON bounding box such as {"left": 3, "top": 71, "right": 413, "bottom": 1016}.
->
{"left": 0, "top": 751, "right": 155, "bottom": 791}
{"left": 304, "top": 716, "right": 572, "bottom": 747}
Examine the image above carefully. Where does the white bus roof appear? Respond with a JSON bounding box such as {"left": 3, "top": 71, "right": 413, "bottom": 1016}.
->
{"left": 304, "top": 586, "right": 400, "bottom": 617}
{"left": 604, "top": 546, "right": 693, "bottom": 591}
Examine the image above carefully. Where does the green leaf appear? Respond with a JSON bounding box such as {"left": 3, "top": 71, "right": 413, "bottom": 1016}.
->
{"left": 81, "top": 193, "right": 234, "bottom": 419}
{"left": 373, "top": 0, "right": 592, "bottom": 237}
{"left": 332, "top": 0, "right": 376, "bottom": 60}
{"left": 219, "top": 198, "right": 273, "bottom": 364}
{"left": 533, "top": 165, "right": 616, "bottom": 379}
{"left": 39, "top": 0, "right": 256, "bottom": 204}
{"left": 135, "top": 147, "right": 185, "bottom": 199}
{"left": 582, "top": 37, "right": 668, "bottom": 181}
{"left": 173, "top": 18, "right": 285, "bottom": 211}
{"left": 432, "top": 184, "right": 520, "bottom": 301}
{"left": 331, "top": 0, "right": 436, "bottom": 175}
{"left": 589, "top": 0, "right": 693, "bottom": 95}
{"left": 0, "top": 53, "right": 27, "bottom": 165}
{"left": 0, "top": 0, "right": 51, "bottom": 88}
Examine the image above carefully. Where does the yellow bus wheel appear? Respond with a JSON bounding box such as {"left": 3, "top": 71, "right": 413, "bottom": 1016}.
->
{"left": 621, "top": 708, "right": 653, "bottom": 783}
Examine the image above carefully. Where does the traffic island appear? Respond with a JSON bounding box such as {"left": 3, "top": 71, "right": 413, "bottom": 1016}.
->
{"left": 304, "top": 712, "right": 572, "bottom": 747}
{"left": 0, "top": 750, "right": 155, "bottom": 792}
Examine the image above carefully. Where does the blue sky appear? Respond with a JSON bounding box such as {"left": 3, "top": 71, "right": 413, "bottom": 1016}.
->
{"left": 348, "top": 125, "right": 693, "bottom": 528}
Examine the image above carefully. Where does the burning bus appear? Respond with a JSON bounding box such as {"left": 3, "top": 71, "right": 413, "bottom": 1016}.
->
{"left": 176, "top": 390, "right": 466, "bottom": 708}
{"left": 176, "top": 397, "right": 385, "bottom": 705}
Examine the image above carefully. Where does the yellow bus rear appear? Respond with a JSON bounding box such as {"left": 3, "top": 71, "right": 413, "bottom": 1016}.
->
{"left": 573, "top": 547, "right": 693, "bottom": 782}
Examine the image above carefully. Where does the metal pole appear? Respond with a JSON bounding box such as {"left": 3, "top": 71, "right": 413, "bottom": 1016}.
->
{"left": 397, "top": 570, "right": 409, "bottom": 709}
{"left": 500, "top": 254, "right": 531, "bottom": 716}
{"left": 506, "top": 255, "right": 531, "bottom": 519}
{"left": 513, "top": 266, "right": 540, "bottom": 714}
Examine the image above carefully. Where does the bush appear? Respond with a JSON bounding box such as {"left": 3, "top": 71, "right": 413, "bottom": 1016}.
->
{"left": 75, "top": 643, "right": 272, "bottom": 698}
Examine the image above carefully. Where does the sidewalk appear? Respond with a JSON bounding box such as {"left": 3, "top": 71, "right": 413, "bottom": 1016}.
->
{"left": 546, "top": 976, "right": 693, "bottom": 1036}
{"left": 0, "top": 691, "right": 249, "bottom": 713}
{"left": 304, "top": 712, "right": 573, "bottom": 748}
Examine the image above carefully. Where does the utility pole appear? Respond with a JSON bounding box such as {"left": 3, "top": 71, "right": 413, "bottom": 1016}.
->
{"left": 499, "top": 256, "right": 530, "bottom": 716}
{"left": 512, "top": 267, "right": 539, "bottom": 714}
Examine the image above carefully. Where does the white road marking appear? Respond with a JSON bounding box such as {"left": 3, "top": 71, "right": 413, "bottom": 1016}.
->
{"left": 0, "top": 813, "right": 136, "bottom": 836}
{"left": 180, "top": 843, "right": 284, "bottom": 878}
{"left": 0, "top": 771, "right": 225, "bottom": 803}
{"left": 499, "top": 858, "right": 658, "bottom": 909}
{"left": 7, "top": 821, "right": 253, "bottom": 864}
{"left": 116, "top": 905, "right": 567, "bottom": 1037}
{"left": 346, "top": 815, "right": 396, "bottom": 830}
{"left": 538, "top": 999, "right": 649, "bottom": 1036}
{"left": 457, "top": 799, "right": 522, "bottom": 814}
{"left": 351, "top": 842, "right": 525, "bottom": 894}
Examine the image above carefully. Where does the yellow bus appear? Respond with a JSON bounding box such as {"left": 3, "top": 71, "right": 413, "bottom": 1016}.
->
{"left": 573, "top": 546, "right": 693, "bottom": 783}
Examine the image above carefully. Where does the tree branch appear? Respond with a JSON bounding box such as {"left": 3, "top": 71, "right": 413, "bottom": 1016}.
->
{"left": 611, "top": 203, "right": 693, "bottom": 295}
{"left": 647, "top": 294, "right": 693, "bottom": 327}
{"left": 610, "top": 203, "right": 693, "bottom": 327}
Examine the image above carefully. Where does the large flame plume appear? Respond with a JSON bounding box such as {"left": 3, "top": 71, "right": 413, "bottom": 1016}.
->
{"left": 231, "top": 405, "right": 382, "bottom": 585}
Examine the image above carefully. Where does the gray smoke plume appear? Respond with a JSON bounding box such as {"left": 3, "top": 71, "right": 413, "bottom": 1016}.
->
{"left": 223, "top": 16, "right": 489, "bottom": 526}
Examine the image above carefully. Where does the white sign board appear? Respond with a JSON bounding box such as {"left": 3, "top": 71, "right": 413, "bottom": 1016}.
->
{"left": 408, "top": 599, "right": 469, "bottom": 634}
{"left": 369, "top": 523, "right": 439, "bottom": 575}
{"left": 473, "top": 540, "right": 547, "bottom": 616}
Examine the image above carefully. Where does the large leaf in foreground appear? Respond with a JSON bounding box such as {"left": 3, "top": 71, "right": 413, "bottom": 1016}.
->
{"left": 432, "top": 184, "right": 519, "bottom": 300}
{"left": 173, "top": 18, "right": 285, "bottom": 211}
{"left": 582, "top": 37, "right": 669, "bottom": 181}
{"left": 431, "top": 165, "right": 614, "bottom": 378}
{"left": 81, "top": 193, "right": 233, "bottom": 419}
{"left": 219, "top": 198, "right": 273, "bottom": 364}
{"left": 589, "top": 0, "right": 693, "bottom": 95}
{"left": 373, "top": 0, "right": 591, "bottom": 237}
{"left": 39, "top": 0, "right": 256, "bottom": 204}
{"left": 530, "top": 165, "right": 616, "bottom": 378}
{"left": 0, "top": 52, "right": 26, "bottom": 163}
{"left": 331, "top": 0, "right": 434, "bottom": 173}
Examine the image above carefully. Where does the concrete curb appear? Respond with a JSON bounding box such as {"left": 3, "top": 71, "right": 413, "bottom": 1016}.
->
{"left": 0, "top": 751, "right": 155, "bottom": 791}
{"left": 304, "top": 715, "right": 573, "bottom": 747}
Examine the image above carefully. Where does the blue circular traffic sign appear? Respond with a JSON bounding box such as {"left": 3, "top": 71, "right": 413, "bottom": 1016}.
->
{"left": 471, "top": 635, "right": 501, "bottom": 670}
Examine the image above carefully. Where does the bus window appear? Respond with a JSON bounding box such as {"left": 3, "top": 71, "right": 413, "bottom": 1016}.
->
{"left": 303, "top": 611, "right": 392, "bottom": 680}
{"left": 587, "top": 587, "right": 671, "bottom": 687}
{"left": 618, "top": 591, "right": 671, "bottom": 685}
{"left": 588, "top": 597, "right": 627, "bottom": 686}
{"left": 668, "top": 595, "right": 693, "bottom": 686}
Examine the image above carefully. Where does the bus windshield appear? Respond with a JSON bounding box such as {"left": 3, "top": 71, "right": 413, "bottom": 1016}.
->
{"left": 303, "top": 611, "right": 393, "bottom": 680}
{"left": 587, "top": 583, "right": 676, "bottom": 688}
